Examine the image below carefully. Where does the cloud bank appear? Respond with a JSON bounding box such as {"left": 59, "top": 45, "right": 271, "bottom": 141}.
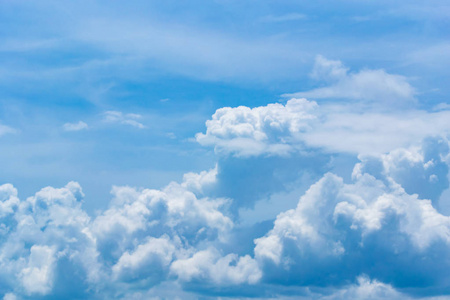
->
{"left": 1, "top": 133, "right": 450, "bottom": 298}
{"left": 2, "top": 56, "right": 450, "bottom": 299}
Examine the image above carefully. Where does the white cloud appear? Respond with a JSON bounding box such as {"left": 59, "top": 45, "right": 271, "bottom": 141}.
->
{"left": 320, "top": 276, "right": 404, "bottom": 300}
{"left": 181, "top": 165, "right": 218, "bottom": 195}
{"left": 254, "top": 147, "right": 450, "bottom": 287}
{"left": 2, "top": 293, "right": 19, "bottom": 300}
{"left": 0, "top": 139, "right": 449, "bottom": 298}
{"left": 310, "top": 55, "right": 349, "bottom": 82}
{"left": 19, "top": 245, "right": 56, "bottom": 295}
{"left": 284, "top": 55, "right": 416, "bottom": 105}
{"left": 0, "top": 124, "right": 16, "bottom": 137}
{"left": 0, "top": 181, "right": 102, "bottom": 297}
{"left": 92, "top": 175, "right": 232, "bottom": 250}
{"left": 103, "top": 111, "right": 145, "bottom": 129}
{"left": 112, "top": 235, "right": 176, "bottom": 282}
{"left": 0, "top": 183, "right": 19, "bottom": 218}
{"left": 260, "top": 13, "right": 307, "bottom": 23}
{"left": 196, "top": 98, "right": 318, "bottom": 156}
{"left": 170, "top": 247, "right": 261, "bottom": 285}
{"left": 63, "top": 121, "right": 88, "bottom": 131}
{"left": 197, "top": 97, "right": 450, "bottom": 156}
{"left": 353, "top": 137, "right": 450, "bottom": 207}
{"left": 302, "top": 106, "right": 450, "bottom": 154}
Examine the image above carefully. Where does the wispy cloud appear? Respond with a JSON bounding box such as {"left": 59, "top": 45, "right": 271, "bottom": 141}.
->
{"left": 103, "top": 111, "right": 145, "bottom": 129}
{"left": 0, "top": 124, "right": 17, "bottom": 136}
{"left": 63, "top": 121, "right": 88, "bottom": 132}
{"left": 260, "top": 13, "right": 307, "bottom": 23}
{"left": 284, "top": 55, "right": 416, "bottom": 105}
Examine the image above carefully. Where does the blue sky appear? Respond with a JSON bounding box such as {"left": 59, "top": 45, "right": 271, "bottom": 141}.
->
{"left": 1, "top": 1, "right": 450, "bottom": 299}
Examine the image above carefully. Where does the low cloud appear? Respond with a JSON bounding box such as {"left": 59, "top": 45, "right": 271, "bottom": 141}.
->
{"left": 1, "top": 137, "right": 450, "bottom": 298}
{"left": 197, "top": 98, "right": 450, "bottom": 156}
{"left": 196, "top": 98, "right": 318, "bottom": 156}
{"left": 255, "top": 142, "right": 450, "bottom": 290}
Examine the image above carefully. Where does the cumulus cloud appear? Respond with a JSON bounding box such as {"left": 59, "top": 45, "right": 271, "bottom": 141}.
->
{"left": 196, "top": 98, "right": 318, "bottom": 156}
{"left": 170, "top": 247, "right": 261, "bottom": 285}
{"left": 2, "top": 99, "right": 450, "bottom": 299}
{"left": 0, "top": 182, "right": 101, "bottom": 298}
{"left": 63, "top": 121, "right": 88, "bottom": 131}
{"left": 197, "top": 97, "right": 450, "bottom": 156}
{"left": 0, "top": 169, "right": 244, "bottom": 298}
{"left": 254, "top": 152, "right": 450, "bottom": 290}
{"left": 1, "top": 135, "right": 450, "bottom": 298}
{"left": 112, "top": 235, "right": 176, "bottom": 283}
{"left": 19, "top": 245, "right": 56, "bottom": 295}
{"left": 320, "top": 276, "right": 405, "bottom": 300}
{"left": 0, "top": 184, "right": 19, "bottom": 218}
{"left": 353, "top": 137, "right": 450, "bottom": 208}
{"left": 284, "top": 55, "right": 416, "bottom": 105}
{"left": 103, "top": 111, "right": 145, "bottom": 129}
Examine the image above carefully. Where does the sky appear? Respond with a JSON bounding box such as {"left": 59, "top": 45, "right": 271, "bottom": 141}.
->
{"left": 1, "top": 0, "right": 450, "bottom": 299}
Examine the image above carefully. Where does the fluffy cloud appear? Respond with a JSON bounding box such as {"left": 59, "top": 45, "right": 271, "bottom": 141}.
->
{"left": 320, "top": 276, "right": 405, "bottom": 300}
{"left": 0, "top": 184, "right": 19, "bottom": 218}
{"left": 196, "top": 98, "right": 318, "bottom": 156}
{"left": 0, "top": 169, "right": 244, "bottom": 298}
{"left": 18, "top": 245, "right": 56, "bottom": 295}
{"left": 0, "top": 182, "right": 101, "bottom": 298}
{"left": 2, "top": 97, "right": 450, "bottom": 298}
{"left": 1, "top": 136, "right": 450, "bottom": 298}
{"left": 170, "top": 247, "right": 261, "bottom": 285}
{"left": 111, "top": 235, "right": 176, "bottom": 283}
{"left": 284, "top": 55, "right": 416, "bottom": 105}
{"left": 354, "top": 137, "right": 450, "bottom": 208}
{"left": 254, "top": 149, "right": 450, "bottom": 291}
{"left": 197, "top": 98, "right": 450, "bottom": 156}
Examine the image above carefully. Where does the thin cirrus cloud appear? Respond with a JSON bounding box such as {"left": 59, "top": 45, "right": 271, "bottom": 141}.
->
{"left": 63, "top": 121, "right": 88, "bottom": 132}
{"left": 0, "top": 124, "right": 16, "bottom": 136}
{"left": 103, "top": 111, "right": 145, "bottom": 129}
{"left": 260, "top": 13, "right": 308, "bottom": 23}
